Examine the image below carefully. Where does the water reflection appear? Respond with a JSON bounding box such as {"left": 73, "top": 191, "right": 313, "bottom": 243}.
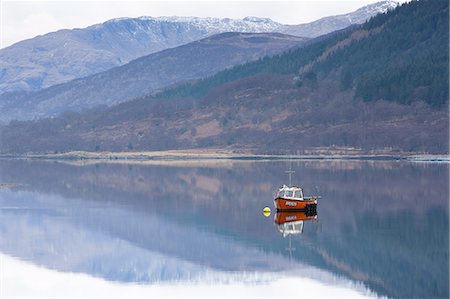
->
{"left": 274, "top": 211, "right": 318, "bottom": 237}
{"left": 0, "top": 159, "right": 448, "bottom": 298}
{"left": 274, "top": 210, "right": 319, "bottom": 263}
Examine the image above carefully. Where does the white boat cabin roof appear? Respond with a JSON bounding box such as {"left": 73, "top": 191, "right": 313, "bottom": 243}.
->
{"left": 277, "top": 184, "right": 304, "bottom": 199}
{"left": 278, "top": 185, "right": 302, "bottom": 192}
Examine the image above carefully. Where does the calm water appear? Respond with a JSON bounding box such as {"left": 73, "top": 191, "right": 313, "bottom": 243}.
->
{"left": 0, "top": 159, "right": 448, "bottom": 298}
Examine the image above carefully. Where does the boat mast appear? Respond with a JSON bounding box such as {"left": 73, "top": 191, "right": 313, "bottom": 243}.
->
{"left": 285, "top": 162, "right": 295, "bottom": 186}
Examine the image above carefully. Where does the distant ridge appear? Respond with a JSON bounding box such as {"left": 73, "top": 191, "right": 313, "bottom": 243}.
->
{"left": 0, "top": 1, "right": 397, "bottom": 94}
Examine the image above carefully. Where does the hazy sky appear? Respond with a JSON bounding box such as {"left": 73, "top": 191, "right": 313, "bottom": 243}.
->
{"left": 1, "top": 0, "right": 401, "bottom": 49}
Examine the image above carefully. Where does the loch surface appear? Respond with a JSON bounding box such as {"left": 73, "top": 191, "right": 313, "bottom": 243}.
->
{"left": 0, "top": 159, "right": 448, "bottom": 298}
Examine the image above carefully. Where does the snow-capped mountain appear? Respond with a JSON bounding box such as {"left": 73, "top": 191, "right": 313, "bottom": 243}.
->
{"left": 282, "top": 0, "right": 398, "bottom": 37}
{"left": 0, "top": 1, "right": 398, "bottom": 94}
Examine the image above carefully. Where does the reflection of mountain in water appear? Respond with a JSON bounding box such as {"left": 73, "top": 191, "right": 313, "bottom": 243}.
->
{"left": 0, "top": 159, "right": 448, "bottom": 298}
{"left": 0, "top": 189, "right": 296, "bottom": 283}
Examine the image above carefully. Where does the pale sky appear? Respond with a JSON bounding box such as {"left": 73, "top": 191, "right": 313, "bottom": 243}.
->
{"left": 0, "top": 0, "right": 403, "bottom": 49}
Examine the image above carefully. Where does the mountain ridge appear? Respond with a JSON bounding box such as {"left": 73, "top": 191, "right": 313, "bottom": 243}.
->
{"left": 0, "top": 1, "right": 397, "bottom": 94}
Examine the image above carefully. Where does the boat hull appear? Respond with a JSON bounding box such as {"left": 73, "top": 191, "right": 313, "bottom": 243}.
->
{"left": 274, "top": 197, "right": 317, "bottom": 212}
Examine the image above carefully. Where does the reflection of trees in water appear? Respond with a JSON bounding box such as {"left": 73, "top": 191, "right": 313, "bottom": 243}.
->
{"left": 326, "top": 207, "right": 449, "bottom": 299}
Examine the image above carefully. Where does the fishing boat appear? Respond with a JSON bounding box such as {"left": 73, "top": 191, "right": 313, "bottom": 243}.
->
{"left": 274, "top": 185, "right": 319, "bottom": 212}
{"left": 274, "top": 167, "right": 320, "bottom": 212}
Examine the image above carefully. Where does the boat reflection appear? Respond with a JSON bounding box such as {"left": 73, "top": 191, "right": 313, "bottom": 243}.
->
{"left": 274, "top": 211, "right": 318, "bottom": 237}
{"left": 274, "top": 209, "right": 318, "bottom": 261}
{"left": 274, "top": 211, "right": 318, "bottom": 260}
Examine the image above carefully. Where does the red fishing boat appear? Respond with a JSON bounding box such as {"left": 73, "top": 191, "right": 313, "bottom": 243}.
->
{"left": 274, "top": 185, "right": 320, "bottom": 212}
{"left": 274, "top": 166, "right": 320, "bottom": 212}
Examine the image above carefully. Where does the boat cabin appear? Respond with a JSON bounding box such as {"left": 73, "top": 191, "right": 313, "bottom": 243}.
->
{"left": 277, "top": 185, "right": 304, "bottom": 200}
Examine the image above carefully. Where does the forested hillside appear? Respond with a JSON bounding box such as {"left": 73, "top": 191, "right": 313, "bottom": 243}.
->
{"left": 157, "top": 0, "right": 448, "bottom": 107}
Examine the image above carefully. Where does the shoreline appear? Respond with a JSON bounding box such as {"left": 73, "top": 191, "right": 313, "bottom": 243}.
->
{"left": 0, "top": 150, "right": 448, "bottom": 163}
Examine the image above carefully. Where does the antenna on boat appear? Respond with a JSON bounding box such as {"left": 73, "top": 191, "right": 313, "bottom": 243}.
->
{"left": 285, "top": 162, "right": 295, "bottom": 186}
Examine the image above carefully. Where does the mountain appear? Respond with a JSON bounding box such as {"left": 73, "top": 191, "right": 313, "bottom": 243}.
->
{"left": 282, "top": 0, "right": 398, "bottom": 37}
{"left": 0, "top": 32, "right": 307, "bottom": 122}
{"left": 0, "top": 1, "right": 397, "bottom": 94}
{"left": 1, "top": 0, "right": 447, "bottom": 155}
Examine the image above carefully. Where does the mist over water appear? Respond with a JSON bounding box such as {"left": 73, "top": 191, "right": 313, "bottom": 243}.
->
{"left": 0, "top": 159, "right": 448, "bottom": 298}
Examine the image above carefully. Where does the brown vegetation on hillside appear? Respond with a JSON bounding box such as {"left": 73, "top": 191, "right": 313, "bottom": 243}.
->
{"left": 1, "top": 74, "right": 447, "bottom": 154}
